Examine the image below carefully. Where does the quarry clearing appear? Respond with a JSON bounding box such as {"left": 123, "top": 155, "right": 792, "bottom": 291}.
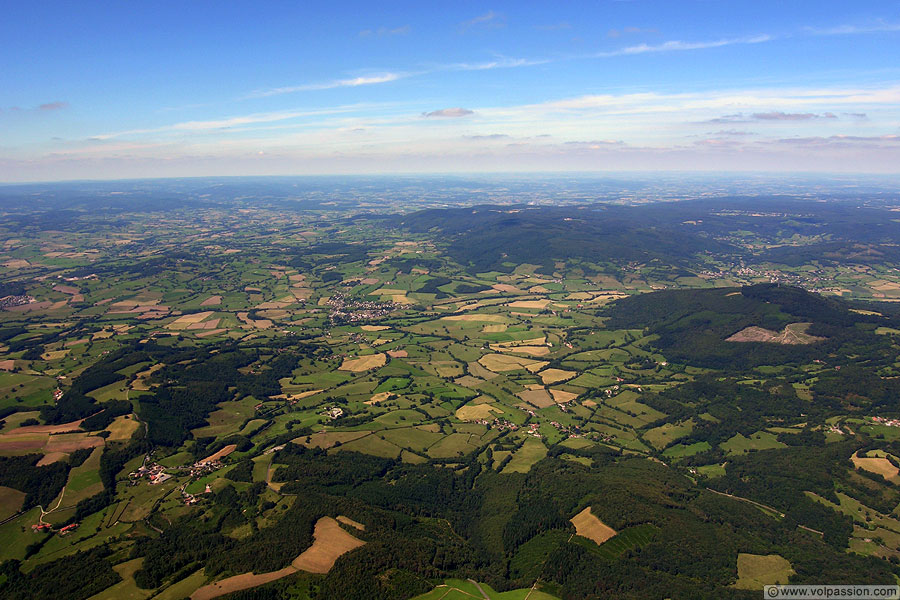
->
{"left": 726, "top": 322, "right": 824, "bottom": 345}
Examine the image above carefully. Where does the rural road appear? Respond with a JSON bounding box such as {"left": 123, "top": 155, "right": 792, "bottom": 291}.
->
{"left": 467, "top": 579, "right": 490, "bottom": 599}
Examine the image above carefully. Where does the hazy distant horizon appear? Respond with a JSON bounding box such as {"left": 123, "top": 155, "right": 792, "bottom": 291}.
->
{"left": 3, "top": 1, "right": 899, "bottom": 181}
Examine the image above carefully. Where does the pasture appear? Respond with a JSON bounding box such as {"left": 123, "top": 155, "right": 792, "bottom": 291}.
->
{"left": 734, "top": 553, "right": 795, "bottom": 590}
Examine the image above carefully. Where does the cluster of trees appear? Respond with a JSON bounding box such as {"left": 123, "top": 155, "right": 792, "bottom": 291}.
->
{"left": 0, "top": 454, "right": 69, "bottom": 510}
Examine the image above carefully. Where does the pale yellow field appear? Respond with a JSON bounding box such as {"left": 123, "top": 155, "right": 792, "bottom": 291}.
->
{"left": 481, "top": 324, "right": 507, "bottom": 333}
{"left": 456, "top": 403, "right": 502, "bottom": 421}
{"left": 336, "top": 515, "right": 365, "bottom": 530}
{"left": 339, "top": 353, "right": 387, "bottom": 371}
{"left": 360, "top": 325, "right": 390, "bottom": 331}
{"left": 191, "top": 567, "right": 296, "bottom": 600}
{"left": 734, "top": 553, "right": 795, "bottom": 590}
{"left": 36, "top": 452, "right": 68, "bottom": 466}
{"left": 106, "top": 415, "right": 141, "bottom": 441}
{"left": 539, "top": 368, "right": 577, "bottom": 384}
{"left": 196, "top": 329, "right": 227, "bottom": 338}
{"left": 442, "top": 314, "right": 508, "bottom": 322}
{"left": 479, "top": 354, "right": 548, "bottom": 373}
{"left": 549, "top": 389, "right": 579, "bottom": 404}
{"left": 490, "top": 337, "right": 546, "bottom": 348}
{"left": 201, "top": 444, "right": 237, "bottom": 464}
{"left": 366, "top": 392, "right": 393, "bottom": 405}
{"left": 166, "top": 311, "right": 214, "bottom": 330}
{"left": 272, "top": 389, "right": 323, "bottom": 401}
{"left": 851, "top": 453, "right": 900, "bottom": 481}
{"left": 292, "top": 516, "right": 366, "bottom": 573}
{"left": 492, "top": 284, "right": 525, "bottom": 293}
{"left": 493, "top": 345, "right": 550, "bottom": 356}
{"left": 570, "top": 506, "right": 617, "bottom": 545}
{"left": 517, "top": 389, "right": 555, "bottom": 409}
{"left": 131, "top": 363, "right": 163, "bottom": 390}
{"left": 507, "top": 299, "right": 550, "bottom": 309}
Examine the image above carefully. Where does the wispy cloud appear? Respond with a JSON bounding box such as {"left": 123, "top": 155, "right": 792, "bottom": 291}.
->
{"left": 248, "top": 73, "right": 407, "bottom": 98}
{"left": 460, "top": 11, "right": 504, "bottom": 32}
{"left": 704, "top": 111, "right": 839, "bottom": 123}
{"left": 594, "top": 34, "right": 772, "bottom": 57}
{"left": 607, "top": 26, "right": 657, "bottom": 38}
{"left": 448, "top": 57, "right": 549, "bottom": 71}
{"left": 92, "top": 106, "right": 370, "bottom": 140}
{"left": 422, "top": 108, "right": 474, "bottom": 118}
{"left": 39, "top": 101, "right": 69, "bottom": 111}
{"left": 359, "top": 25, "right": 410, "bottom": 38}
{"left": 806, "top": 21, "right": 900, "bottom": 35}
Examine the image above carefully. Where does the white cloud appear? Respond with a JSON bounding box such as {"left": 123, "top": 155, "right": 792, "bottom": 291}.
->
{"left": 806, "top": 21, "right": 900, "bottom": 35}
{"left": 422, "top": 108, "right": 474, "bottom": 118}
{"left": 248, "top": 73, "right": 407, "bottom": 98}
{"left": 593, "top": 34, "right": 772, "bottom": 58}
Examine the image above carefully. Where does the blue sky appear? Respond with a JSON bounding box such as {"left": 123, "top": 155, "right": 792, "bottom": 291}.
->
{"left": 2, "top": 1, "right": 899, "bottom": 181}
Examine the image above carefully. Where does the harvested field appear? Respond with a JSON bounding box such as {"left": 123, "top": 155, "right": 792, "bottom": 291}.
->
{"left": 387, "top": 349, "right": 408, "bottom": 358}
{"left": 726, "top": 322, "right": 823, "bottom": 345}
{"left": 492, "top": 284, "right": 525, "bottom": 293}
{"left": 339, "top": 353, "right": 386, "bottom": 371}
{"left": 539, "top": 368, "right": 577, "bottom": 385}
{"left": 191, "top": 567, "right": 296, "bottom": 600}
{"left": 45, "top": 432, "right": 104, "bottom": 453}
{"left": 237, "top": 312, "right": 273, "bottom": 329}
{"left": 517, "top": 389, "right": 555, "bottom": 409}
{"left": 507, "top": 299, "right": 550, "bottom": 309}
{"left": 196, "top": 329, "right": 227, "bottom": 338}
{"left": 478, "top": 354, "right": 547, "bottom": 373}
{"left": 0, "top": 360, "right": 16, "bottom": 371}
{"left": 166, "top": 311, "right": 214, "bottom": 330}
{"left": 570, "top": 506, "right": 617, "bottom": 545}
{"left": 201, "top": 444, "right": 237, "bottom": 464}
{"left": 481, "top": 324, "right": 507, "bottom": 333}
{"left": 188, "top": 318, "right": 221, "bottom": 330}
{"left": 360, "top": 325, "right": 389, "bottom": 331}
{"left": 494, "top": 345, "right": 550, "bottom": 357}
{"left": 337, "top": 515, "right": 365, "bottom": 530}
{"left": 734, "top": 553, "right": 795, "bottom": 590}
{"left": 456, "top": 403, "right": 502, "bottom": 421}
{"left": 550, "top": 389, "right": 579, "bottom": 404}
{"left": 366, "top": 392, "right": 393, "bottom": 405}
{"left": 851, "top": 453, "right": 900, "bottom": 482}
{"left": 53, "top": 284, "right": 80, "bottom": 295}
{"left": 106, "top": 415, "right": 141, "bottom": 441}
{"left": 272, "top": 389, "right": 323, "bottom": 401}
{"left": 292, "top": 517, "right": 366, "bottom": 573}
{"left": 454, "top": 375, "right": 485, "bottom": 388}
{"left": 200, "top": 295, "right": 222, "bottom": 306}
{"left": 4, "top": 417, "right": 85, "bottom": 435}
{"left": 0, "top": 485, "right": 25, "bottom": 520}
{"left": 442, "top": 314, "right": 508, "bottom": 322}
{"left": 36, "top": 452, "right": 68, "bottom": 466}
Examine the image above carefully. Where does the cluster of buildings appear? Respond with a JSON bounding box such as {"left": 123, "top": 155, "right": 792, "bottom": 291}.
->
{"left": 0, "top": 295, "right": 33, "bottom": 309}
{"left": 326, "top": 292, "right": 400, "bottom": 323}
{"left": 31, "top": 522, "right": 78, "bottom": 536}
{"left": 130, "top": 462, "right": 172, "bottom": 485}
{"left": 871, "top": 416, "right": 900, "bottom": 428}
